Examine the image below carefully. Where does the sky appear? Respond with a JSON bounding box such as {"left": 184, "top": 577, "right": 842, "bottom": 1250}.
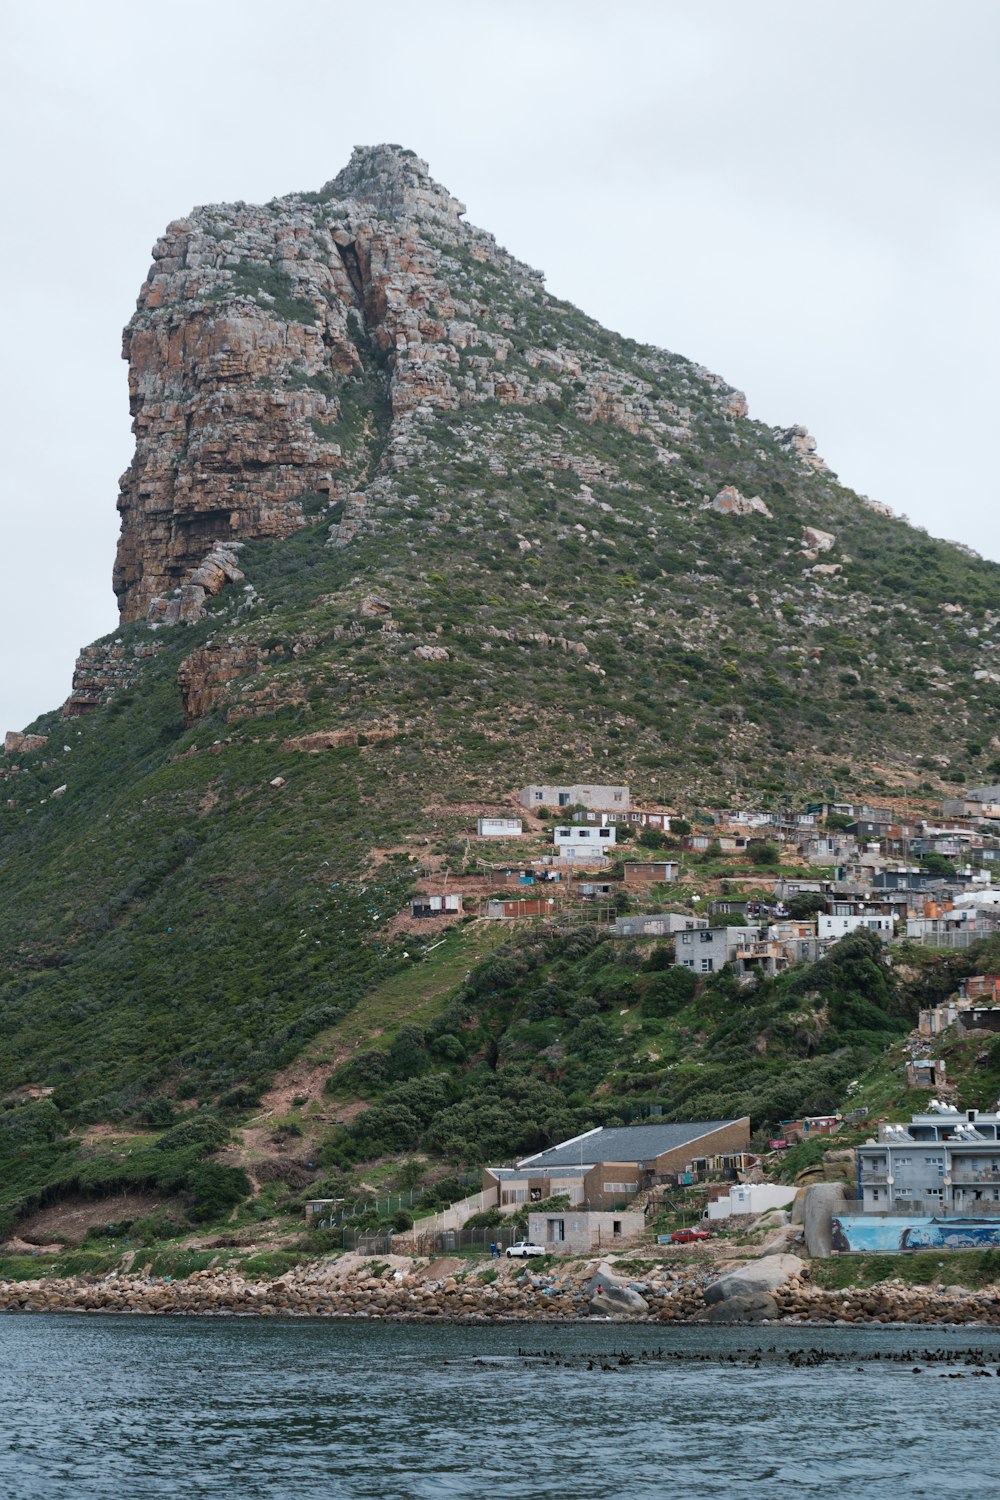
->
{"left": 2, "top": 0, "right": 997, "bottom": 732}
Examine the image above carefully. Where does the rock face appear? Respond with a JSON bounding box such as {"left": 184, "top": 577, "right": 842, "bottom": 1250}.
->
{"left": 113, "top": 144, "right": 747, "bottom": 621}
{"left": 62, "top": 641, "right": 163, "bottom": 718}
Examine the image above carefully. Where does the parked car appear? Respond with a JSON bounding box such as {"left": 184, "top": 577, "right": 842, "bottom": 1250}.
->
{"left": 505, "top": 1240, "right": 547, "bottom": 1258}
{"left": 670, "top": 1228, "right": 710, "bottom": 1244}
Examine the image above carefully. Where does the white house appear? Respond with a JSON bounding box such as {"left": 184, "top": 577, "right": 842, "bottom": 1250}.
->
{"left": 554, "top": 825, "right": 616, "bottom": 861}
{"left": 705, "top": 1183, "right": 799, "bottom": 1221}
{"left": 476, "top": 817, "right": 523, "bottom": 837}
{"left": 818, "top": 912, "right": 894, "bottom": 943}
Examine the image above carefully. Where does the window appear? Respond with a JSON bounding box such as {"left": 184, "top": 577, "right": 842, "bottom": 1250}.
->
{"left": 701, "top": 958, "right": 714, "bottom": 973}
{"left": 603, "top": 1181, "right": 638, "bottom": 1194}
{"left": 614, "top": 792, "right": 623, "bottom": 803}
{"left": 871, "top": 1188, "right": 880, "bottom": 1201}
{"left": 700, "top": 931, "right": 713, "bottom": 943}
{"left": 559, "top": 793, "right": 570, "bottom": 806}
{"left": 535, "top": 792, "right": 543, "bottom": 801}
{"left": 599, "top": 829, "right": 610, "bottom": 839}
{"left": 683, "top": 959, "right": 694, "bottom": 969}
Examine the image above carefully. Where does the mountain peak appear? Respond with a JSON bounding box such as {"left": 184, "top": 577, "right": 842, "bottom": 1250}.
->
{"left": 321, "top": 143, "right": 467, "bottom": 227}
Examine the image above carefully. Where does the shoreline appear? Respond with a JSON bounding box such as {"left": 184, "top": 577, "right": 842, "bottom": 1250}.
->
{"left": 4, "top": 1262, "right": 1000, "bottom": 1326}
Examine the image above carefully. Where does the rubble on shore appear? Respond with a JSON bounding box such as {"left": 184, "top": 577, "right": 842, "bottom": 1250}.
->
{"left": 2, "top": 1252, "right": 1000, "bottom": 1324}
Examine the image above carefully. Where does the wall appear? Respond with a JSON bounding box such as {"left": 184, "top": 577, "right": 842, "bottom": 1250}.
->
{"left": 653, "top": 1118, "right": 751, "bottom": 1176}
{"left": 527, "top": 1210, "right": 645, "bottom": 1255}
{"left": 832, "top": 1215, "right": 1000, "bottom": 1252}
{"left": 706, "top": 1184, "right": 798, "bottom": 1220}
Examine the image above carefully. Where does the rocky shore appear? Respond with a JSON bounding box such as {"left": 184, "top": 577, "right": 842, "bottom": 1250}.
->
{"left": 3, "top": 1252, "right": 1000, "bottom": 1325}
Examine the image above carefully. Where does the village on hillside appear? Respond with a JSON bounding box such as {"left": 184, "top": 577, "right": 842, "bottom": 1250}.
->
{"left": 395, "top": 777, "right": 1000, "bottom": 978}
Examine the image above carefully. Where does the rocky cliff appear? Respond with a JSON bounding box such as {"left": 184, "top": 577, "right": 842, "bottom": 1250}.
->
{"left": 113, "top": 144, "right": 745, "bottom": 623}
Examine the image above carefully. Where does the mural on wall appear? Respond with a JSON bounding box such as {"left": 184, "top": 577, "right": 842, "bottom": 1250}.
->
{"left": 832, "top": 1215, "right": 1000, "bottom": 1252}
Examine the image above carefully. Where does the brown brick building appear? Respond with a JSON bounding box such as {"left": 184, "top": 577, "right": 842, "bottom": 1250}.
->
{"left": 484, "top": 1118, "right": 751, "bottom": 1211}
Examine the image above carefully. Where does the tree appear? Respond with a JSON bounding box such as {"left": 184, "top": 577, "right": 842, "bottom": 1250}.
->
{"left": 749, "top": 842, "right": 780, "bottom": 867}
{"left": 786, "top": 893, "right": 826, "bottom": 920}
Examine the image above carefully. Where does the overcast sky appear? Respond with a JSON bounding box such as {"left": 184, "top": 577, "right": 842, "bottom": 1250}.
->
{"left": 2, "top": 1, "right": 997, "bottom": 732}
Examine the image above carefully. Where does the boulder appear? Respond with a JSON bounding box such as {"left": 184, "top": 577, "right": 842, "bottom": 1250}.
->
{"left": 802, "top": 525, "right": 835, "bottom": 553}
{"left": 704, "top": 1253, "right": 803, "bottom": 1305}
{"left": 698, "top": 1292, "right": 779, "bottom": 1323}
{"left": 802, "top": 1182, "right": 848, "bottom": 1258}
{"left": 704, "top": 485, "right": 772, "bottom": 519}
{"left": 589, "top": 1284, "right": 649, "bottom": 1316}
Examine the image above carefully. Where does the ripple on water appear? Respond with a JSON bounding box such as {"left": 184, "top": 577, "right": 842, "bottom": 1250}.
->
{"left": 1, "top": 1317, "right": 999, "bottom": 1498}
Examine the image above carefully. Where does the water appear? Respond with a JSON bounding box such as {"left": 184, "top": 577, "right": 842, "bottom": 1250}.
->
{"left": 2, "top": 1316, "right": 1000, "bottom": 1498}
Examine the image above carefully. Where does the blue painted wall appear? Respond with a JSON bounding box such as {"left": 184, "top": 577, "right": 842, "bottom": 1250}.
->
{"left": 833, "top": 1215, "right": 1000, "bottom": 1251}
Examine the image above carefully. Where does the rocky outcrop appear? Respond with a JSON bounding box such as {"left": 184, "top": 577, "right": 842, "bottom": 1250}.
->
{"left": 146, "top": 542, "right": 245, "bottom": 626}
{"left": 773, "top": 424, "right": 829, "bottom": 472}
{"left": 281, "top": 725, "right": 398, "bottom": 752}
{"left": 113, "top": 144, "right": 749, "bottom": 620}
{"left": 705, "top": 485, "right": 772, "bottom": 519}
{"left": 4, "top": 732, "right": 48, "bottom": 755}
{"left": 176, "top": 641, "right": 263, "bottom": 723}
{"left": 62, "top": 641, "right": 163, "bottom": 718}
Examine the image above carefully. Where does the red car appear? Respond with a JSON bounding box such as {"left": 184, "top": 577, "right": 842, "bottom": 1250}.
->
{"left": 670, "top": 1227, "right": 710, "bottom": 1244}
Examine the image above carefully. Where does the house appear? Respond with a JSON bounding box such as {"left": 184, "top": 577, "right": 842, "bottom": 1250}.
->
{"left": 520, "top": 783, "right": 629, "bottom": 811}
{"left": 573, "top": 807, "right": 670, "bottom": 830}
{"left": 484, "top": 1118, "right": 751, "bottom": 1211}
{"left": 965, "top": 1008, "right": 1000, "bottom": 1034}
{"left": 622, "top": 861, "right": 679, "bottom": 885}
{"left": 905, "top": 1057, "right": 946, "bottom": 1087}
{"left": 919, "top": 1000, "right": 963, "bottom": 1037}
{"left": 858, "top": 1104, "right": 1000, "bottom": 1214}
{"left": 554, "top": 825, "right": 616, "bottom": 860}
{"left": 613, "top": 913, "right": 707, "bottom": 937}
{"left": 526, "top": 1208, "right": 645, "bottom": 1254}
{"left": 780, "top": 1114, "right": 841, "bottom": 1143}
{"left": 706, "top": 1183, "right": 798, "bottom": 1221}
{"left": 485, "top": 896, "right": 557, "bottom": 920}
{"left": 943, "top": 785, "right": 1000, "bottom": 819}
{"left": 411, "top": 894, "right": 463, "bottom": 919}
{"left": 476, "top": 817, "right": 523, "bottom": 837}
{"left": 578, "top": 880, "right": 615, "bottom": 899}
{"left": 675, "top": 925, "right": 761, "bottom": 975}
{"left": 676, "top": 921, "right": 822, "bottom": 977}
{"left": 818, "top": 911, "right": 894, "bottom": 943}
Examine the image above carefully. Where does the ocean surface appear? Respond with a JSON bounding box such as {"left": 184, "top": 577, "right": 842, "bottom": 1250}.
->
{"left": 2, "top": 1315, "right": 999, "bottom": 1498}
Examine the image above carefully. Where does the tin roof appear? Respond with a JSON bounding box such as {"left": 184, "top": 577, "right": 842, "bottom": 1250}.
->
{"left": 518, "top": 1120, "right": 744, "bottom": 1169}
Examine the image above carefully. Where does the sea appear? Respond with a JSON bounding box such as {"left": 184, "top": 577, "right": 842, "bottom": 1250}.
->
{"left": 1, "top": 1316, "right": 998, "bottom": 1498}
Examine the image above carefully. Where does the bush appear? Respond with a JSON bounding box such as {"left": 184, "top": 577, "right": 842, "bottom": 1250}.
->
{"left": 186, "top": 1163, "right": 252, "bottom": 1222}
{"left": 642, "top": 967, "right": 697, "bottom": 1018}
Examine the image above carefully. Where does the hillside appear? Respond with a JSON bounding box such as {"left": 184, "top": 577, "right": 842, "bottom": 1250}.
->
{"left": 2, "top": 144, "right": 999, "bottom": 1250}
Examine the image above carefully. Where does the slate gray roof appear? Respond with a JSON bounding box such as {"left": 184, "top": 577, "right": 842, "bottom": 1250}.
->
{"left": 519, "top": 1120, "right": 743, "bottom": 1170}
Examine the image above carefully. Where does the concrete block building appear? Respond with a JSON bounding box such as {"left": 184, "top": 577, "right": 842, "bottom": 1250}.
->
{"left": 520, "top": 783, "right": 629, "bottom": 811}
{"left": 859, "top": 1104, "right": 1000, "bottom": 1214}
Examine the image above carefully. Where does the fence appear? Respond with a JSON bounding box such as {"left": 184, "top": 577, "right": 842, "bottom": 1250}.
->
{"left": 401, "top": 1225, "right": 523, "bottom": 1256}
{"left": 309, "top": 1176, "right": 480, "bottom": 1229}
